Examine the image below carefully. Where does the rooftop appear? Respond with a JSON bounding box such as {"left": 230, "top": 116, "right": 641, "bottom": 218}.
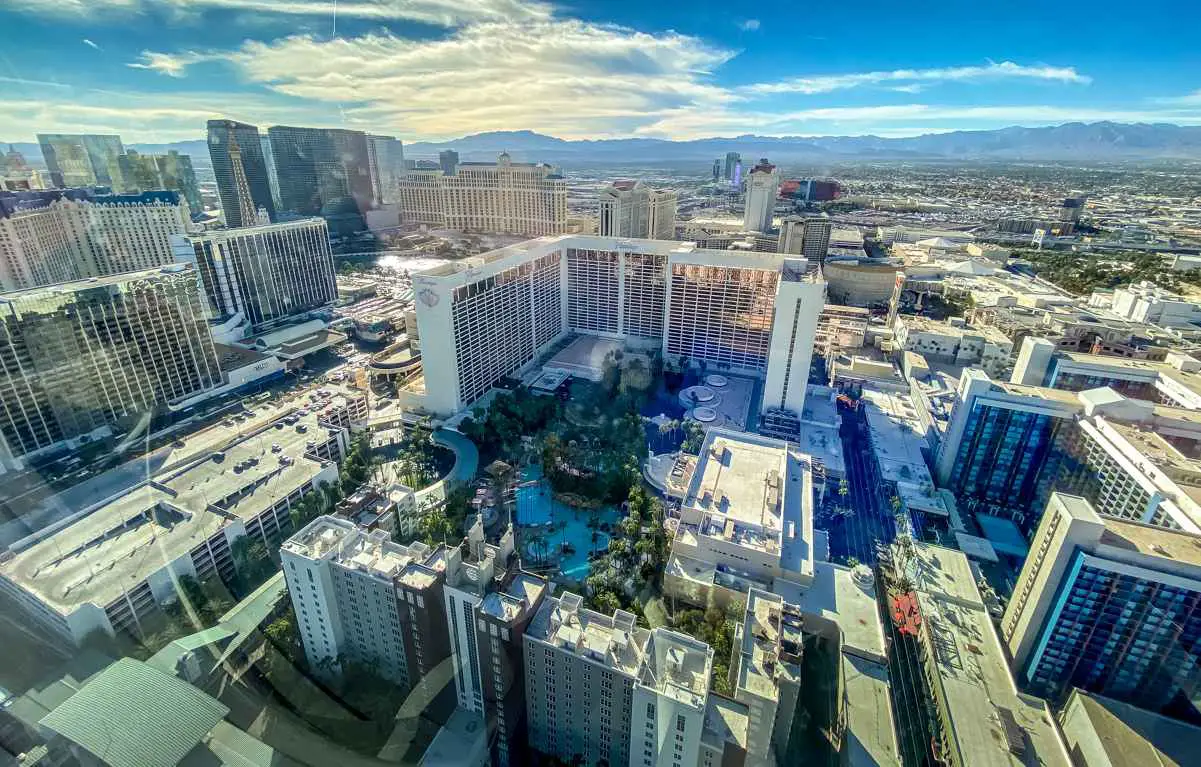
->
{"left": 2, "top": 408, "right": 338, "bottom": 615}
{"left": 736, "top": 589, "right": 802, "bottom": 701}
{"left": 40, "top": 658, "right": 229, "bottom": 767}
{"left": 701, "top": 695, "right": 749, "bottom": 753}
{"left": 777, "top": 560, "right": 886, "bottom": 663}
{"left": 1099, "top": 513, "right": 1201, "bottom": 567}
{"left": 0, "top": 263, "right": 195, "bottom": 304}
{"left": 480, "top": 571, "right": 547, "bottom": 622}
{"left": 684, "top": 429, "right": 813, "bottom": 575}
{"left": 842, "top": 653, "right": 902, "bottom": 767}
{"left": 1061, "top": 689, "right": 1200, "bottom": 767}
{"left": 282, "top": 516, "right": 436, "bottom": 582}
{"left": 906, "top": 543, "right": 1070, "bottom": 767}
{"left": 640, "top": 629, "right": 714, "bottom": 709}
{"left": 526, "top": 591, "right": 649, "bottom": 676}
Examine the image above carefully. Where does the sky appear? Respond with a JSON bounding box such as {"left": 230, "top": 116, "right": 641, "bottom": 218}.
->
{"left": 1, "top": 0, "right": 1200, "bottom": 144}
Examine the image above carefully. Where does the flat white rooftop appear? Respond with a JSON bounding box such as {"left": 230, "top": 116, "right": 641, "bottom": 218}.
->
{"left": 2, "top": 408, "right": 339, "bottom": 616}
{"left": 682, "top": 428, "right": 815, "bottom": 580}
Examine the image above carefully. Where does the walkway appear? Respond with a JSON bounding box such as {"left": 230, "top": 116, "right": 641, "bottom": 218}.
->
{"left": 826, "top": 404, "right": 896, "bottom": 565}
{"left": 412, "top": 428, "right": 478, "bottom": 509}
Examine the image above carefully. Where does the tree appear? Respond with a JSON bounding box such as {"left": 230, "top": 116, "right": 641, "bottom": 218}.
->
{"left": 591, "top": 590, "right": 621, "bottom": 615}
{"left": 231, "top": 536, "right": 276, "bottom": 594}
{"left": 264, "top": 610, "right": 303, "bottom": 663}
{"left": 607, "top": 537, "right": 630, "bottom": 559}
{"left": 682, "top": 421, "right": 705, "bottom": 454}
{"left": 620, "top": 356, "right": 653, "bottom": 394}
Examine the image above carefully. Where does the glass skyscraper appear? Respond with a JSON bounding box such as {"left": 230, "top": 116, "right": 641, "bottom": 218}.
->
{"left": 936, "top": 370, "right": 1083, "bottom": 534}
{"left": 206, "top": 119, "right": 276, "bottom": 228}
{"left": 0, "top": 265, "right": 221, "bottom": 464}
{"left": 943, "top": 401, "right": 1075, "bottom": 529}
{"left": 36, "top": 133, "right": 125, "bottom": 188}
{"left": 267, "top": 126, "right": 374, "bottom": 237}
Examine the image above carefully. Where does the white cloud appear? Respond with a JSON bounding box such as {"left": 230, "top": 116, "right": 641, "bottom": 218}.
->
{"left": 130, "top": 22, "right": 737, "bottom": 138}
{"left": 82, "top": 38, "right": 101, "bottom": 50}
{"left": 739, "top": 19, "right": 760, "bottom": 31}
{"left": 2, "top": 0, "right": 553, "bottom": 26}
{"left": 744, "top": 61, "right": 1091, "bottom": 95}
{"left": 0, "top": 76, "right": 75, "bottom": 90}
{"left": 128, "top": 50, "right": 215, "bottom": 77}
{"left": 1156, "top": 89, "right": 1201, "bottom": 106}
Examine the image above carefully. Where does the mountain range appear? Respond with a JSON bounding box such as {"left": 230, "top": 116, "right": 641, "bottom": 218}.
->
{"left": 6, "top": 122, "right": 1201, "bottom": 168}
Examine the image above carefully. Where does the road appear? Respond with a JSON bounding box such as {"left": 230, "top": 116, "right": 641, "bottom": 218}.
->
{"left": 825, "top": 403, "right": 897, "bottom": 565}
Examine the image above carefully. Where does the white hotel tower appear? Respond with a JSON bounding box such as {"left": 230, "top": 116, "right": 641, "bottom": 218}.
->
{"left": 412, "top": 235, "right": 824, "bottom": 418}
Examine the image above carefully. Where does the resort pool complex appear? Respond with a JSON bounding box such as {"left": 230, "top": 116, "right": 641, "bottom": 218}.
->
{"left": 515, "top": 467, "right": 618, "bottom": 581}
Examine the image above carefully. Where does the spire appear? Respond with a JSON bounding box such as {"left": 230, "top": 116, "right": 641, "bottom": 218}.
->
{"left": 228, "top": 135, "right": 257, "bottom": 228}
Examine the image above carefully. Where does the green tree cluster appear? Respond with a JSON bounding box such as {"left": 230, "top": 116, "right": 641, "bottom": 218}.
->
{"left": 459, "top": 388, "right": 562, "bottom": 458}
{"left": 584, "top": 485, "right": 669, "bottom": 611}
{"left": 672, "top": 601, "right": 738, "bottom": 696}
{"left": 1019, "top": 248, "right": 1188, "bottom": 295}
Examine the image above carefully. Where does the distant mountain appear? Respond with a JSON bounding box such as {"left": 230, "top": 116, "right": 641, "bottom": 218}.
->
{"left": 6, "top": 122, "right": 1201, "bottom": 169}
{"left": 406, "top": 122, "right": 1201, "bottom": 164}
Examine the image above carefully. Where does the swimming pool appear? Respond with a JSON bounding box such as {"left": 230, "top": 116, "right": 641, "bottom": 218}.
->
{"left": 515, "top": 467, "right": 619, "bottom": 580}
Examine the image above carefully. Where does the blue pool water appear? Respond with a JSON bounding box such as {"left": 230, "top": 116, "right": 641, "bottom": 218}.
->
{"left": 515, "top": 467, "right": 619, "bottom": 580}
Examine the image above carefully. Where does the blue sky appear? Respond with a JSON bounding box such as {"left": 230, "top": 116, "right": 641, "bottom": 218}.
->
{"left": 1, "top": 0, "right": 1199, "bottom": 143}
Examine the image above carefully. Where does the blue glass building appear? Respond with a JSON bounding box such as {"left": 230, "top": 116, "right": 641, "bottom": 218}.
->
{"left": 1003, "top": 494, "right": 1201, "bottom": 724}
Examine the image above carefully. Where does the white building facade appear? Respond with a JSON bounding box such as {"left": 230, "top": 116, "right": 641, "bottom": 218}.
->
{"left": 411, "top": 235, "right": 824, "bottom": 417}
{"left": 0, "top": 191, "right": 189, "bottom": 291}
{"left": 598, "top": 181, "right": 678, "bottom": 240}
{"left": 396, "top": 153, "right": 567, "bottom": 236}
{"left": 742, "top": 161, "right": 779, "bottom": 233}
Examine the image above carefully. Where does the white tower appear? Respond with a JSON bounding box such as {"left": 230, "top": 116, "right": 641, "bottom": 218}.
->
{"left": 743, "top": 159, "right": 779, "bottom": 233}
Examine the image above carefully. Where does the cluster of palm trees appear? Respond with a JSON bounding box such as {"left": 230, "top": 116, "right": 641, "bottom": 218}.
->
{"left": 584, "top": 485, "right": 669, "bottom": 612}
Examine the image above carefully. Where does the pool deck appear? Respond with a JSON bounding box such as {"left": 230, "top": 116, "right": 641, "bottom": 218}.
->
{"left": 515, "top": 469, "right": 618, "bottom": 581}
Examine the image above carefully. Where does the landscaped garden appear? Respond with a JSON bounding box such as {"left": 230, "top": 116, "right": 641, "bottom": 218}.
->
{"left": 453, "top": 348, "right": 675, "bottom": 615}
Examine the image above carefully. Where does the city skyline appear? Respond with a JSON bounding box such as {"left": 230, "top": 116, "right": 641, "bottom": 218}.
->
{"left": 0, "top": 0, "right": 1199, "bottom": 142}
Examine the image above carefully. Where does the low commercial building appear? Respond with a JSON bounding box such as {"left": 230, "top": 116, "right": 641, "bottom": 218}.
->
{"left": 891, "top": 315, "right": 1014, "bottom": 378}
{"left": 816, "top": 304, "right": 868, "bottom": 356}
{"left": 1002, "top": 493, "right": 1201, "bottom": 717}
{"left": 782, "top": 561, "right": 900, "bottom": 766}
{"left": 1109, "top": 281, "right": 1201, "bottom": 328}
{"left": 30, "top": 657, "right": 286, "bottom": 767}
{"left": 895, "top": 541, "right": 1071, "bottom": 766}
{"left": 665, "top": 428, "right": 815, "bottom": 608}
{"left": 822, "top": 259, "right": 902, "bottom": 307}
{"left": 0, "top": 409, "right": 347, "bottom": 645}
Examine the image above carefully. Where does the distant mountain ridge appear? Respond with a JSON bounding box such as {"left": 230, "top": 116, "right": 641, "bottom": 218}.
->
{"left": 6, "top": 122, "right": 1201, "bottom": 167}
{"left": 405, "top": 123, "right": 1201, "bottom": 163}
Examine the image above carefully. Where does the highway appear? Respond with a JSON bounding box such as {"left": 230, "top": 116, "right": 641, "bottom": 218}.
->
{"left": 825, "top": 402, "right": 897, "bottom": 565}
